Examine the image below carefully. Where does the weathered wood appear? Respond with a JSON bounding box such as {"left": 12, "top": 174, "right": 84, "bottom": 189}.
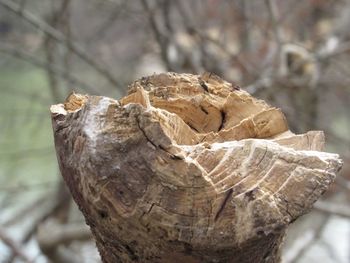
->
{"left": 50, "top": 72, "right": 342, "bottom": 263}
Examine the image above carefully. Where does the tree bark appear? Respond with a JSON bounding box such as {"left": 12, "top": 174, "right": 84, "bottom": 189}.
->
{"left": 50, "top": 72, "right": 342, "bottom": 263}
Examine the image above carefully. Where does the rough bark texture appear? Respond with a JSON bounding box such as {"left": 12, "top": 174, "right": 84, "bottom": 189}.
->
{"left": 50, "top": 72, "right": 342, "bottom": 263}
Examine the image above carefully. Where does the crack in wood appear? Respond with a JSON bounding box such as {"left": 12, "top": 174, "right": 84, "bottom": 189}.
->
{"left": 214, "top": 188, "right": 233, "bottom": 221}
{"left": 198, "top": 78, "right": 209, "bottom": 92}
{"left": 256, "top": 146, "right": 268, "bottom": 167}
{"left": 218, "top": 110, "right": 226, "bottom": 131}
{"left": 200, "top": 105, "right": 208, "bottom": 115}
{"left": 136, "top": 117, "right": 183, "bottom": 160}
{"left": 188, "top": 123, "right": 199, "bottom": 133}
{"left": 50, "top": 72, "right": 343, "bottom": 262}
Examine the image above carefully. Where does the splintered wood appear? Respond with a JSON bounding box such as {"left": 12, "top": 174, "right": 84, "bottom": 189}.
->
{"left": 50, "top": 72, "right": 342, "bottom": 263}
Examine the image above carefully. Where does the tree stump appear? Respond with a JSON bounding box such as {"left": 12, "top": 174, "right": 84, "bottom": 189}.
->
{"left": 50, "top": 72, "right": 342, "bottom": 263}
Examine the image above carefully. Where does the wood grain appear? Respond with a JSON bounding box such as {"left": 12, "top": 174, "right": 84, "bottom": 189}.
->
{"left": 50, "top": 72, "right": 342, "bottom": 262}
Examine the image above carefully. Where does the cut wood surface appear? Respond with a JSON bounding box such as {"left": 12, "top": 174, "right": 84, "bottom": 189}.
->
{"left": 50, "top": 72, "right": 342, "bottom": 263}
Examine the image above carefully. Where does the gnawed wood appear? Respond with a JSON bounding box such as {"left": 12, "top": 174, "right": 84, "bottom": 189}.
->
{"left": 50, "top": 72, "right": 342, "bottom": 263}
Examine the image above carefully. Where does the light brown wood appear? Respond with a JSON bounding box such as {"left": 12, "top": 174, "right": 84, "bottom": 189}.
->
{"left": 50, "top": 72, "right": 342, "bottom": 263}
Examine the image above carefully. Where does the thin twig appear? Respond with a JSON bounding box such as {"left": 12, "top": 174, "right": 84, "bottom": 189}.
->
{"left": 239, "top": 0, "right": 251, "bottom": 52}
{"left": 140, "top": 0, "right": 174, "bottom": 71}
{"left": 284, "top": 214, "right": 331, "bottom": 263}
{"left": 335, "top": 175, "right": 350, "bottom": 192}
{"left": 318, "top": 40, "right": 350, "bottom": 60}
{"left": 0, "top": 87, "right": 49, "bottom": 105}
{"left": 3, "top": 194, "right": 66, "bottom": 263}
{"left": 313, "top": 201, "right": 350, "bottom": 218}
{"left": 195, "top": 29, "right": 257, "bottom": 74}
{"left": 44, "top": 0, "right": 71, "bottom": 103}
{"left": 265, "top": 0, "right": 283, "bottom": 47}
{"left": 174, "top": 0, "right": 256, "bottom": 75}
{"left": 0, "top": 181, "right": 59, "bottom": 193}
{"left": 0, "top": 44, "right": 99, "bottom": 94}
{"left": 0, "top": 0, "right": 122, "bottom": 89}
{"left": 88, "top": 0, "right": 128, "bottom": 42}
{"left": 37, "top": 221, "right": 92, "bottom": 250}
{"left": 264, "top": 0, "right": 285, "bottom": 92}
{"left": 0, "top": 227, "right": 33, "bottom": 263}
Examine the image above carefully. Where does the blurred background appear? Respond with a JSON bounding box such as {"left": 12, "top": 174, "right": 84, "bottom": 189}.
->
{"left": 0, "top": 0, "right": 349, "bottom": 262}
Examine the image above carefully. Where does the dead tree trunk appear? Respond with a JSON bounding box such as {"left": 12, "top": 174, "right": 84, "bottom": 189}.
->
{"left": 50, "top": 73, "right": 342, "bottom": 263}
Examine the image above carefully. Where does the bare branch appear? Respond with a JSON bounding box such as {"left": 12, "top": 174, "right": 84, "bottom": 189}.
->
{"left": 0, "top": 181, "right": 59, "bottom": 193}
{"left": 44, "top": 0, "right": 71, "bottom": 103}
{"left": 245, "top": 75, "right": 274, "bottom": 94}
{"left": 3, "top": 194, "right": 69, "bottom": 263}
{"left": 140, "top": 0, "right": 175, "bottom": 71}
{"left": 36, "top": 219, "right": 92, "bottom": 263}
{"left": 265, "top": 0, "right": 283, "bottom": 47}
{"left": 284, "top": 214, "right": 331, "bottom": 263}
{"left": 193, "top": 28, "right": 258, "bottom": 75}
{"left": 0, "top": 227, "right": 33, "bottom": 263}
{"left": 0, "top": 44, "right": 99, "bottom": 94}
{"left": 335, "top": 175, "right": 350, "bottom": 192}
{"left": 239, "top": 0, "right": 252, "bottom": 51}
{"left": 88, "top": 0, "right": 128, "bottom": 41}
{"left": 318, "top": 40, "right": 350, "bottom": 60}
{"left": 37, "top": 221, "right": 92, "bottom": 249}
{"left": 0, "top": 0, "right": 122, "bottom": 89}
{"left": 314, "top": 201, "right": 350, "bottom": 218}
